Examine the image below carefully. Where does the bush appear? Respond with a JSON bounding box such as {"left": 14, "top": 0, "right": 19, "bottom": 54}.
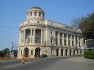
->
{"left": 84, "top": 50, "right": 94, "bottom": 59}
{"left": 0, "top": 51, "right": 4, "bottom": 57}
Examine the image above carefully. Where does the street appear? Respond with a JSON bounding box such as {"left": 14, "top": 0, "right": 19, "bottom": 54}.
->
{"left": 0, "top": 56, "right": 94, "bottom": 70}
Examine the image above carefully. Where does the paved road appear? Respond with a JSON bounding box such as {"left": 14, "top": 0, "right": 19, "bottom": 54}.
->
{"left": 0, "top": 56, "right": 94, "bottom": 70}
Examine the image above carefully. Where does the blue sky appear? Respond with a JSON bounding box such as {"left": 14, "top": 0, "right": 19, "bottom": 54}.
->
{"left": 0, "top": 0, "right": 94, "bottom": 50}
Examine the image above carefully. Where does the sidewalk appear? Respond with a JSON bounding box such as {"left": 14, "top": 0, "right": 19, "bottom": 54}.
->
{"left": 69, "top": 56, "right": 94, "bottom": 63}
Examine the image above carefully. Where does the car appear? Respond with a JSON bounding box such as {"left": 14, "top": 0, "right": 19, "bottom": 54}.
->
{"left": 40, "top": 54, "right": 47, "bottom": 58}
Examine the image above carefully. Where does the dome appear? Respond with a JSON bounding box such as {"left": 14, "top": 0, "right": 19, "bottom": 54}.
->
{"left": 30, "top": 7, "right": 43, "bottom": 11}
{"left": 26, "top": 6, "right": 45, "bottom": 20}
{"left": 29, "top": 6, "right": 45, "bottom": 15}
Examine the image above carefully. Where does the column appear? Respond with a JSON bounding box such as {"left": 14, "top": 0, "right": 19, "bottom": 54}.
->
{"left": 66, "top": 34, "right": 68, "bottom": 47}
{"left": 59, "top": 48, "right": 61, "bottom": 56}
{"left": 33, "top": 29, "right": 35, "bottom": 43}
{"left": 67, "top": 49, "right": 70, "bottom": 56}
{"left": 30, "top": 29, "right": 32, "bottom": 44}
{"left": 32, "top": 11, "right": 34, "bottom": 16}
{"left": 77, "top": 36, "right": 79, "bottom": 47}
{"left": 58, "top": 32, "right": 60, "bottom": 46}
{"left": 41, "top": 29, "right": 43, "bottom": 44}
{"left": 62, "top": 33, "right": 64, "bottom": 46}
{"left": 74, "top": 35, "right": 76, "bottom": 47}
{"left": 70, "top": 35, "right": 72, "bottom": 47}
{"left": 23, "top": 30, "right": 26, "bottom": 46}
{"left": 63, "top": 48, "right": 66, "bottom": 56}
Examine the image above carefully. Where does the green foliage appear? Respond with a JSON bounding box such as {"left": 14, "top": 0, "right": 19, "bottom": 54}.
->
{"left": 79, "top": 13, "right": 94, "bottom": 40}
{"left": 84, "top": 50, "right": 94, "bottom": 59}
{"left": 0, "top": 51, "right": 4, "bottom": 57}
{"left": 0, "top": 48, "right": 10, "bottom": 57}
{"left": 2, "top": 48, "right": 10, "bottom": 57}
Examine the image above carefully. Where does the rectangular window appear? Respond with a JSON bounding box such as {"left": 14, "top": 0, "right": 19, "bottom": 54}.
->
{"left": 68, "top": 40, "right": 70, "bottom": 46}
{"left": 64, "top": 34, "right": 66, "bottom": 40}
{"left": 50, "top": 39, "right": 52, "bottom": 45}
{"left": 72, "top": 35, "right": 74, "bottom": 40}
{"left": 60, "top": 39, "right": 62, "bottom": 45}
{"left": 31, "top": 50, "right": 33, "bottom": 55}
{"left": 56, "top": 38, "right": 58, "bottom": 45}
{"left": 34, "top": 12, "right": 37, "bottom": 16}
{"left": 30, "top": 12, "right": 32, "bottom": 16}
{"left": 64, "top": 40, "right": 66, "bottom": 46}
{"left": 60, "top": 33, "right": 62, "bottom": 38}
{"left": 50, "top": 31, "right": 52, "bottom": 35}
{"left": 68, "top": 34, "right": 70, "bottom": 40}
{"left": 72, "top": 41, "right": 74, "bottom": 46}
{"left": 39, "top": 13, "right": 41, "bottom": 17}
{"left": 55, "top": 32, "right": 58, "bottom": 37}
{"left": 79, "top": 42, "right": 80, "bottom": 47}
{"left": 35, "top": 29, "right": 41, "bottom": 43}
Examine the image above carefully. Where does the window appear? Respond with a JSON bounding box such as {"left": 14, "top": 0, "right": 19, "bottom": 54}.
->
{"left": 68, "top": 40, "right": 70, "bottom": 46}
{"left": 60, "top": 39, "right": 62, "bottom": 45}
{"left": 34, "top": 12, "right": 37, "bottom": 16}
{"left": 72, "top": 35, "right": 74, "bottom": 40}
{"left": 35, "top": 29, "right": 41, "bottom": 43}
{"left": 72, "top": 41, "right": 74, "bottom": 46}
{"left": 79, "top": 42, "right": 80, "bottom": 47}
{"left": 60, "top": 33, "right": 62, "bottom": 38}
{"left": 55, "top": 32, "right": 58, "bottom": 37}
{"left": 39, "top": 12, "right": 41, "bottom": 16}
{"left": 50, "top": 31, "right": 52, "bottom": 35}
{"left": 68, "top": 34, "right": 70, "bottom": 40}
{"left": 50, "top": 39, "right": 52, "bottom": 45}
{"left": 64, "top": 34, "right": 66, "bottom": 40}
{"left": 56, "top": 38, "right": 58, "bottom": 45}
{"left": 32, "top": 29, "right": 33, "bottom": 35}
{"left": 30, "top": 12, "right": 32, "bottom": 16}
{"left": 31, "top": 50, "right": 33, "bottom": 55}
{"left": 64, "top": 40, "right": 66, "bottom": 46}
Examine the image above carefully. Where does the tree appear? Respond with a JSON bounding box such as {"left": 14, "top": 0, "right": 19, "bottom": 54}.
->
{"left": 2, "top": 48, "right": 10, "bottom": 57}
{"left": 0, "top": 51, "right": 4, "bottom": 57}
{"left": 71, "top": 13, "right": 94, "bottom": 40}
{"left": 79, "top": 13, "right": 94, "bottom": 40}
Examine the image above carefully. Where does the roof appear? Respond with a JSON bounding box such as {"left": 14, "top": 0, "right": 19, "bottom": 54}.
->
{"left": 30, "top": 6, "right": 43, "bottom": 10}
{"left": 29, "top": 6, "right": 45, "bottom": 14}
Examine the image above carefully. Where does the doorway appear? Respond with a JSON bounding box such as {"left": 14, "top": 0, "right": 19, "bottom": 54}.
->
{"left": 35, "top": 48, "right": 40, "bottom": 57}
{"left": 61, "top": 49, "right": 63, "bottom": 56}
{"left": 24, "top": 48, "right": 29, "bottom": 57}
{"left": 56, "top": 48, "right": 58, "bottom": 56}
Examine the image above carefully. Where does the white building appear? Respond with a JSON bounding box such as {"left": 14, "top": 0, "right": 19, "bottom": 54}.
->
{"left": 18, "top": 7, "right": 84, "bottom": 59}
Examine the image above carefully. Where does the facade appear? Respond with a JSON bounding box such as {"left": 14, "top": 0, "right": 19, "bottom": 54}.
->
{"left": 18, "top": 7, "right": 84, "bottom": 59}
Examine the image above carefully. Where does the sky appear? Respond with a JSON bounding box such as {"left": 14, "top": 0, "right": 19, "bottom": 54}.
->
{"left": 0, "top": 0, "right": 94, "bottom": 50}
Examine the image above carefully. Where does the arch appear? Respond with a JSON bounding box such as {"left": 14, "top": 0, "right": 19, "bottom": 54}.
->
{"left": 70, "top": 49, "right": 71, "bottom": 55}
{"left": 24, "top": 48, "right": 29, "bottom": 57}
{"left": 73, "top": 50, "right": 75, "bottom": 55}
{"left": 61, "top": 49, "right": 63, "bottom": 56}
{"left": 56, "top": 48, "right": 59, "bottom": 56}
{"left": 65, "top": 49, "right": 67, "bottom": 56}
{"left": 35, "top": 48, "right": 40, "bottom": 57}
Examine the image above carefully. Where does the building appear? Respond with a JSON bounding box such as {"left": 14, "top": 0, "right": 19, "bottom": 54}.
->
{"left": 18, "top": 7, "right": 84, "bottom": 59}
